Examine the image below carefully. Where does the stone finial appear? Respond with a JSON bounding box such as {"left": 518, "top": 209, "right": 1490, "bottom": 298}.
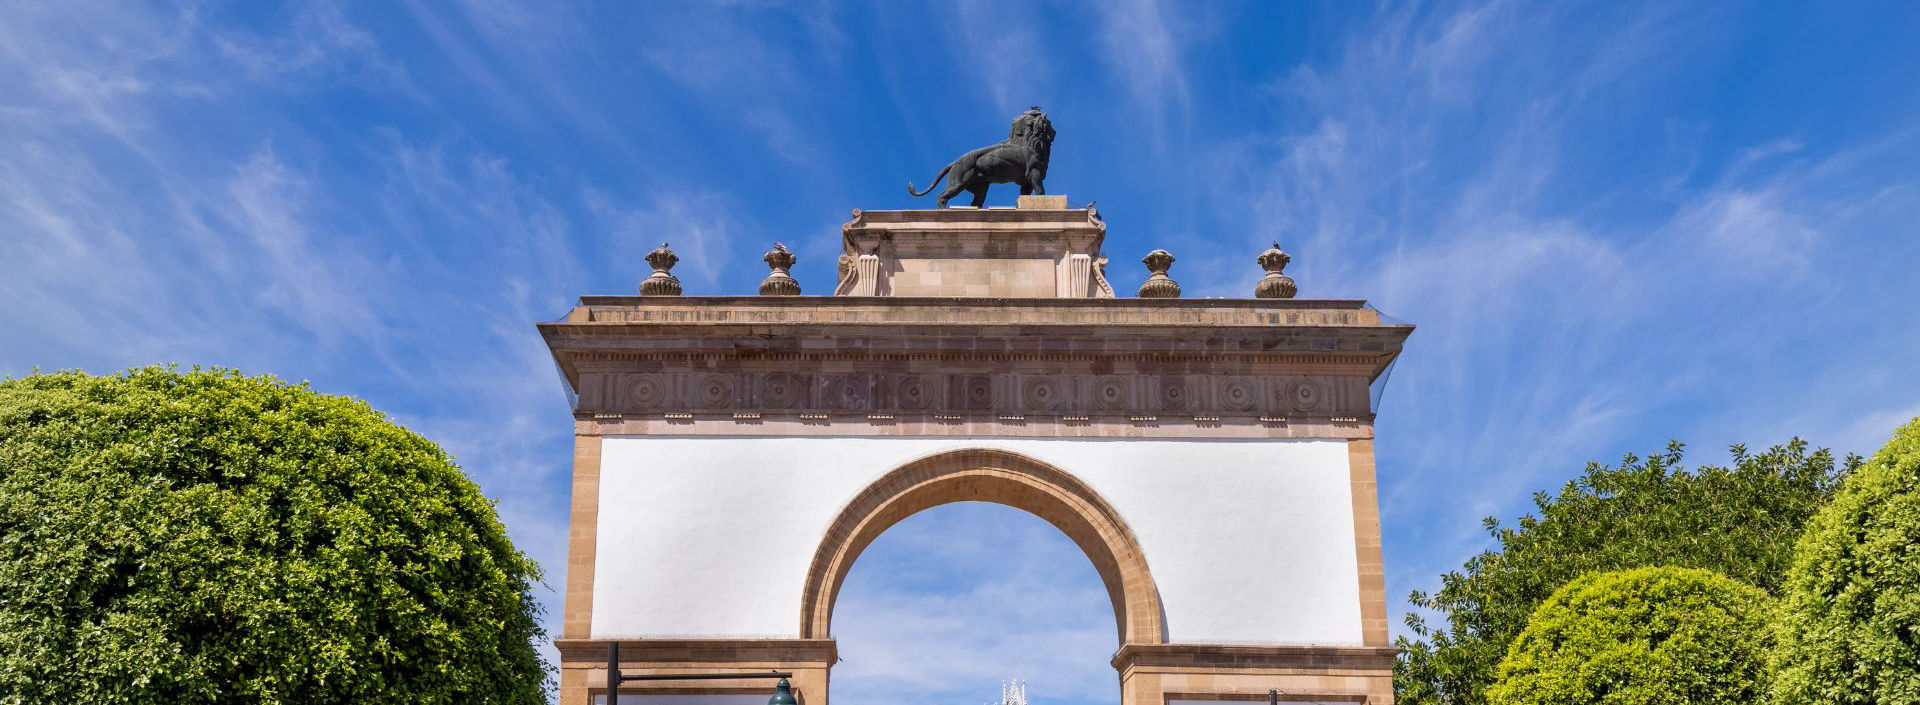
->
{"left": 639, "top": 242, "right": 682, "bottom": 296}
{"left": 1137, "top": 249, "right": 1181, "bottom": 298}
{"left": 759, "top": 242, "right": 801, "bottom": 296}
{"left": 1255, "top": 241, "right": 1298, "bottom": 299}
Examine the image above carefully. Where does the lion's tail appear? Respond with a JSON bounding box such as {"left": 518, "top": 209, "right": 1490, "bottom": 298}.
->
{"left": 907, "top": 163, "right": 953, "bottom": 197}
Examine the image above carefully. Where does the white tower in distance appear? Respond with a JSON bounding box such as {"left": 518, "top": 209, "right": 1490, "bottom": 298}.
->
{"left": 990, "top": 679, "right": 1028, "bottom": 705}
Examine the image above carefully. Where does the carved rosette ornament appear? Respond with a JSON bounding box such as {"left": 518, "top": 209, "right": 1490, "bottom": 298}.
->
{"left": 1255, "top": 242, "right": 1298, "bottom": 299}
{"left": 761, "top": 373, "right": 804, "bottom": 408}
{"left": 1137, "top": 249, "right": 1181, "bottom": 298}
{"left": 759, "top": 242, "right": 801, "bottom": 296}
{"left": 639, "top": 243, "right": 683, "bottom": 296}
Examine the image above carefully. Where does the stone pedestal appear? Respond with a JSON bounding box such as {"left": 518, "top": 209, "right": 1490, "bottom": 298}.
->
{"left": 1017, "top": 194, "right": 1068, "bottom": 209}
{"left": 833, "top": 200, "right": 1114, "bottom": 298}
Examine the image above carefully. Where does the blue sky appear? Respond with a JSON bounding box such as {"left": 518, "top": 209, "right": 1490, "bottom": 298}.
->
{"left": 4, "top": 2, "right": 1918, "bottom": 704}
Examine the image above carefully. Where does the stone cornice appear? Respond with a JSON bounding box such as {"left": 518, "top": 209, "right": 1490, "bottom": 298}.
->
{"left": 554, "top": 638, "right": 837, "bottom": 665}
{"left": 545, "top": 296, "right": 1407, "bottom": 359}
{"left": 1112, "top": 642, "right": 1399, "bottom": 673}
{"left": 843, "top": 208, "right": 1106, "bottom": 253}
{"left": 574, "top": 413, "right": 1376, "bottom": 440}
{"left": 540, "top": 296, "right": 1412, "bottom": 424}
{"left": 562, "top": 295, "right": 1382, "bottom": 324}
{"left": 842, "top": 205, "right": 1107, "bottom": 231}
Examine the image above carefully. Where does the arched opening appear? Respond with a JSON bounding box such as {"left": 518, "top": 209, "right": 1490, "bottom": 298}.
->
{"left": 799, "top": 449, "right": 1165, "bottom": 704}
{"left": 830, "top": 502, "right": 1119, "bottom": 705}
{"left": 801, "top": 449, "right": 1163, "bottom": 645}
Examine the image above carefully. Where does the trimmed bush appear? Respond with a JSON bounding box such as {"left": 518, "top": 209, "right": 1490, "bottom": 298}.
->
{"left": 1485, "top": 566, "right": 1770, "bottom": 705}
{"left": 0, "top": 368, "right": 548, "bottom": 704}
{"left": 1396, "top": 441, "right": 1850, "bottom": 705}
{"left": 1769, "top": 416, "right": 1920, "bottom": 705}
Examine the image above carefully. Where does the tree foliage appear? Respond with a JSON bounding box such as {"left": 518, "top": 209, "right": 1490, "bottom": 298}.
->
{"left": 1394, "top": 440, "right": 1852, "bottom": 705}
{"left": 1769, "top": 416, "right": 1920, "bottom": 705}
{"left": 0, "top": 368, "right": 548, "bottom": 704}
{"left": 1485, "top": 566, "right": 1770, "bottom": 705}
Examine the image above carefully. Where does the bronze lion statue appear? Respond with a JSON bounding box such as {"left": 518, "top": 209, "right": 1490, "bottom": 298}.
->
{"left": 909, "top": 106, "right": 1055, "bottom": 208}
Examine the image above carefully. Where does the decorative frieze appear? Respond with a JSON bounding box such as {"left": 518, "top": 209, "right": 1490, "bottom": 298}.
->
{"left": 578, "top": 369, "right": 1368, "bottom": 418}
{"left": 542, "top": 278, "right": 1411, "bottom": 437}
{"left": 572, "top": 411, "right": 1375, "bottom": 440}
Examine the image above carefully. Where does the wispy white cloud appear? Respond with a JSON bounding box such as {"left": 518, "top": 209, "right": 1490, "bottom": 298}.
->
{"left": 1832, "top": 404, "right": 1920, "bottom": 459}
{"left": 946, "top": 0, "right": 1054, "bottom": 116}
{"left": 213, "top": 1, "right": 418, "bottom": 94}
{"left": 0, "top": 3, "right": 614, "bottom": 677}
{"left": 220, "top": 148, "right": 388, "bottom": 345}
{"left": 587, "top": 188, "right": 742, "bottom": 289}
{"left": 1665, "top": 186, "right": 1819, "bottom": 276}
{"left": 1196, "top": 0, "right": 1920, "bottom": 636}
{"left": 1083, "top": 0, "right": 1198, "bottom": 154}
{"left": 4, "top": 4, "right": 1916, "bottom": 702}
{"left": 624, "top": 3, "right": 844, "bottom": 165}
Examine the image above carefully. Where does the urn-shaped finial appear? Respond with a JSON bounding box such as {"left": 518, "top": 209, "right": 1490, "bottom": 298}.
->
{"left": 1254, "top": 241, "right": 1297, "bottom": 299}
{"left": 639, "top": 242, "right": 683, "bottom": 296}
{"left": 1137, "top": 249, "right": 1181, "bottom": 298}
{"left": 759, "top": 241, "right": 801, "bottom": 296}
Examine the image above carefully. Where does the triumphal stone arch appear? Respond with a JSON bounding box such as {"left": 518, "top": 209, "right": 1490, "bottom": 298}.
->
{"left": 540, "top": 196, "right": 1413, "bottom": 705}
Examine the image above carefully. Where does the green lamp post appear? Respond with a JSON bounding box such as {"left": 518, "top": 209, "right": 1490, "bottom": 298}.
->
{"left": 604, "top": 642, "right": 797, "bottom": 705}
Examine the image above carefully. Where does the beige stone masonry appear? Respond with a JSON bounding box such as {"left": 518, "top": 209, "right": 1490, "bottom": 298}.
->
{"left": 799, "top": 448, "right": 1164, "bottom": 645}
{"left": 543, "top": 206, "right": 1412, "bottom": 705}
{"left": 562, "top": 432, "right": 602, "bottom": 639}
{"left": 1018, "top": 194, "right": 1068, "bottom": 209}
{"left": 836, "top": 205, "right": 1109, "bottom": 297}
{"left": 571, "top": 414, "right": 1375, "bottom": 441}
{"left": 1348, "top": 440, "right": 1390, "bottom": 646}
{"left": 539, "top": 297, "right": 1410, "bottom": 427}
{"left": 1114, "top": 644, "right": 1396, "bottom": 705}
{"left": 566, "top": 294, "right": 1385, "bottom": 326}
{"left": 557, "top": 638, "right": 835, "bottom": 705}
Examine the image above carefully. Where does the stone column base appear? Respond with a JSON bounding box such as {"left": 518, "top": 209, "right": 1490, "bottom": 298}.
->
{"left": 555, "top": 638, "right": 837, "bottom": 705}
{"left": 1114, "top": 643, "right": 1396, "bottom": 705}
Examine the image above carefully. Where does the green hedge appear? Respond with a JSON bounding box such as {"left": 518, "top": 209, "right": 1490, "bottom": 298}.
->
{"left": 1395, "top": 440, "right": 1848, "bottom": 705}
{"left": 0, "top": 368, "right": 548, "bottom": 704}
{"left": 1769, "top": 416, "right": 1920, "bottom": 705}
{"left": 1485, "top": 566, "right": 1769, "bottom": 705}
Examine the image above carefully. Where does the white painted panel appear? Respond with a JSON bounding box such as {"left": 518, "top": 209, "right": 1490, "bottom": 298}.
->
{"left": 592, "top": 437, "right": 1363, "bottom": 645}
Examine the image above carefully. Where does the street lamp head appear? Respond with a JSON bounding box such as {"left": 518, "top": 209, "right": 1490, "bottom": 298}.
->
{"left": 768, "top": 678, "right": 798, "bottom": 705}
